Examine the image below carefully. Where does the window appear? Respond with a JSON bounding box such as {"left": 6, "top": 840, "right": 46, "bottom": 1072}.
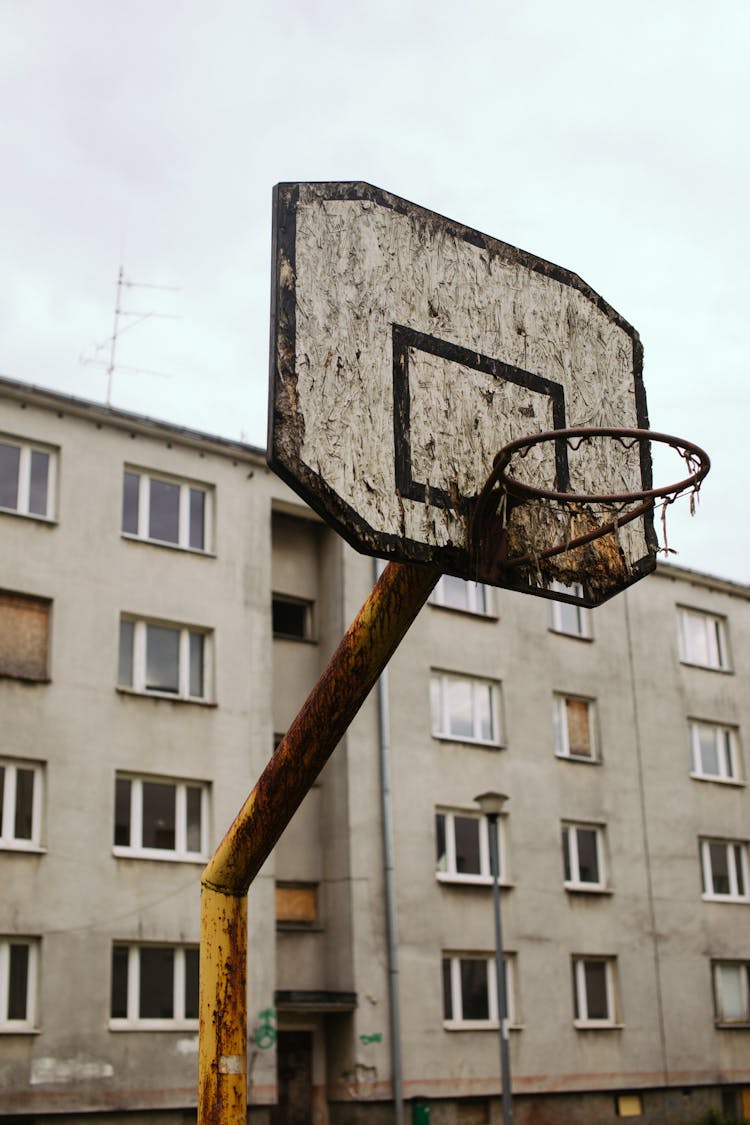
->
{"left": 0, "top": 591, "right": 50, "bottom": 682}
{"left": 562, "top": 823, "right": 606, "bottom": 890}
{"left": 122, "top": 469, "right": 212, "bottom": 552}
{"left": 713, "top": 961, "right": 750, "bottom": 1025}
{"left": 430, "top": 576, "right": 492, "bottom": 616}
{"left": 549, "top": 581, "right": 591, "bottom": 638}
{"left": 276, "top": 883, "right": 318, "bottom": 928}
{"left": 700, "top": 838, "right": 749, "bottom": 901}
{"left": 442, "top": 953, "right": 516, "bottom": 1028}
{"left": 690, "top": 721, "right": 740, "bottom": 783}
{"left": 0, "top": 938, "right": 38, "bottom": 1031}
{"left": 0, "top": 436, "right": 55, "bottom": 520}
{"left": 0, "top": 760, "right": 43, "bottom": 850}
{"left": 272, "top": 595, "right": 314, "bottom": 640}
{"left": 118, "top": 617, "right": 211, "bottom": 701}
{"left": 435, "top": 810, "right": 506, "bottom": 883}
{"left": 430, "top": 672, "right": 502, "bottom": 745}
{"left": 114, "top": 774, "right": 207, "bottom": 861}
{"left": 616, "top": 1094, "right": 643, "bottom": 1117}
{"left": 678, "top": 607, "right": 730, "bottom": 670}
{"left": 572, "top": 956, "right": 618, "bottom": 1027}
{"left": 110, "top": 944, "right": 198, "bottom": 1029}
{"left": 554, "top": 696, "right": 596, "bottom": 760}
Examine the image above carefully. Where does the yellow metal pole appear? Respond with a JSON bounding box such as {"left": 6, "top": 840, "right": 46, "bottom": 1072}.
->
{"left": 199, "top": 561, "right": 438, "bottom": 1125}
{"left": 199, "top": 888, "right": 247, "bottom": 1122}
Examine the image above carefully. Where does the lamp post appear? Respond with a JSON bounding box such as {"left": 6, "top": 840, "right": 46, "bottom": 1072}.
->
{"left": 475, "top": 791, "right": 513, "bottom": 1125}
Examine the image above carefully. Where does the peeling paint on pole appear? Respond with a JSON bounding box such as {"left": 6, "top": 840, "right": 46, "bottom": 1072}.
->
{"left": 199, "top": 888, "right": 248, "bottom": 1125}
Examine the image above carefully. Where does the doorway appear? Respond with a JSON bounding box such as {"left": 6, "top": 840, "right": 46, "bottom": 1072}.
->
{"left": 271, "top": 1030, "right": 314, "bottom": 1125}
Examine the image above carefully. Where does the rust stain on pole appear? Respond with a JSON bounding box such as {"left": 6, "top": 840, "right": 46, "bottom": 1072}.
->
{"left": 204, "top": 561, "right": 439, "bottom": 895}
{"left": 199, "top": 888, "right": 247, "bottom": 1125}
{"left": 199, "top": 561, "right": 438, "bottom": 1125}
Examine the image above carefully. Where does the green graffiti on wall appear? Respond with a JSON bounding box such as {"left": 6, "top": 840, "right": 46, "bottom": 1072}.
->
{"left": 254, "top": 1007, "right": 277, "bottom": 1049}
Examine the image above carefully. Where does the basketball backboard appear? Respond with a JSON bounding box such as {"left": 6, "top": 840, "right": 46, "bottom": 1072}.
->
{"left": 269, "top": 181, "right": 658, "bottom": 607}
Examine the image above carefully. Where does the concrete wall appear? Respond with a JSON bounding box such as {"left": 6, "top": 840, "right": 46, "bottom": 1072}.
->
{"left": 625, "top": 567, "right": 750, "bottom": 1088}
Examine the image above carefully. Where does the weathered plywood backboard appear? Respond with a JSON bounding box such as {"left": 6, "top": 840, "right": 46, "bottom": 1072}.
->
{"left": 269, "top": 181, "right": 657, "bottom": 606}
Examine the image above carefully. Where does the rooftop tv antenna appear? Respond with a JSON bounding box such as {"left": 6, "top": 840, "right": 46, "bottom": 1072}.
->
{"left": 79, "top": 265, "right": 181, "bottom": 405}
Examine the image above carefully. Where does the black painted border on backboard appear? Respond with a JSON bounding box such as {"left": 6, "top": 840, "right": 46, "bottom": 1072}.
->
{"left": 392, "top": 324, "right": 570, "bottom": 510}
{"left": 268, "top": 181, "right": 657, "bottom": 607}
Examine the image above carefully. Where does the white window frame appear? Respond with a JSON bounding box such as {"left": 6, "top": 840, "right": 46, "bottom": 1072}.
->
{"left": 0, "top": 937, "right": 39, "bottom": 1032}
{"left": 572, "top": 956, "right": 619, "bottom": 1028}
{"left": 0, "top": 435, "right": 57, "bottom": 521}
{"left": 549, "top": 581, "right": 591, "bottom": 639}
{"left": 122, "top": 468, "right": 213, "bottom": 553}
{"left": 109, "top": 944, "right": 198, "bottom": 1030}
{"left": 435, "top": 810, "right": 507, "bottom": 885}
{"left": 553, "top": 695, "right": 597, "bottom": 761}
{"left": 712, "top": 960, "right": 750, "bottom": 1025}
{"left": 118, "top": 617, "right": 212, "bottom": 702}
{"left": 0, "top": 759, "right": 43, "bottom": 851}
{"left": 430, "top": 671, "right": 503, "bottom": 746}
{"left": 429, "top": 576, "right": 493, "bottom": 616}
{"left": 442, "top": 952, "right": 517, "bottom": 1030}
{"left": 677, "top": 607, "right": 730, "bottom": 671}
{"left": 700, "top": 838, "right": 750, "bottom": 902}
{"left": 562, "top": 822, "right": 607, "bottom": 891}
{"left": 113, "top": 774, "right": 208, "bottom": 862}
{"left": 689, "top": 721, "right": 741, "bottom": 784}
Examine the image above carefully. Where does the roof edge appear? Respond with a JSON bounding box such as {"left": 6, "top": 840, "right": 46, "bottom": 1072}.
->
{"left": 0, "top": 374, "right": 266, "bottom": 464}
{"left": 655, "top": 560, "right": 750, "bottom": 600}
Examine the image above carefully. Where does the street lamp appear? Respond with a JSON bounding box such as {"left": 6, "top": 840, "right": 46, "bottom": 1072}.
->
{"left": 475, "top": 791, "right": 513, "bottom": 1125}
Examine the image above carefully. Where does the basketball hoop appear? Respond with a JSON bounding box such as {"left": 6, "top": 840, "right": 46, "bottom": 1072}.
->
{"left": 469, "top": 427, "right": 710, "bottom": 596}
{"left": 270, "top": 181, "right": 713, "bottom": 607}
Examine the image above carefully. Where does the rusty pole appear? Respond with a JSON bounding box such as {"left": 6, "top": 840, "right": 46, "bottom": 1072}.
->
{"left": 199, "top": 560, "right": 439, "bottom": 1125}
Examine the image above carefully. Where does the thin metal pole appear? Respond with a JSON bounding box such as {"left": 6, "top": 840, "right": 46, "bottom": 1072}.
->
{"left": 376, "top": 658, "right": 405, "bottom": 1125}
{"left": 199, "top": 561, "right": 439, "bottom": 1125}
{"left": 487, "top": 813, "right": 513, "bottom": 1125}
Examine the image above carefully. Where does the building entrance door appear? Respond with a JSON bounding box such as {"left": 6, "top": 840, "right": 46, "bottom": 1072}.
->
{"left": 272, "top": 1030, "right": 314, "bottom": 1125}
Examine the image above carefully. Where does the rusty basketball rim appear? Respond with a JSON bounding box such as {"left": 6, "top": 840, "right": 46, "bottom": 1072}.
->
{"left": 470, "top": 427, "right": 711, "bottom": 573}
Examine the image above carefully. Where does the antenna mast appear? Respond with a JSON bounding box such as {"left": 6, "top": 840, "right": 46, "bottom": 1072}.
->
{"left": 106, "top": 266, "right": 124, "bottom": 406}
{"left": 81, "top": 266, "right": 181, "bottom": 405}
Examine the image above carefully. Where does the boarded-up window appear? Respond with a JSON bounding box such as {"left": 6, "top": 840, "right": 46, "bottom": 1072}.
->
{"left": 276, "top": 883, "right": 317, "bottom": 926}
{"left": 566, "top": 699, "right": 592, "bottom": 757}
{"left": 616, "top": 1093, "right": 643, "bottom": 1117}
{"left": 0, "top": 592, "right": 50, "bottom": 681}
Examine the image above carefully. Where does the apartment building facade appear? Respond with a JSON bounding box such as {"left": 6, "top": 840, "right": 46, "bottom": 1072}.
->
{"left": 1, "top": 375, "right": 749, "bottom": 1125}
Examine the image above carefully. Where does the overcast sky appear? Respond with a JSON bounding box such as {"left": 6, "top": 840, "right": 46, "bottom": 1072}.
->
{"left": 1, "top": 1, "right": 747, "bottom": 583}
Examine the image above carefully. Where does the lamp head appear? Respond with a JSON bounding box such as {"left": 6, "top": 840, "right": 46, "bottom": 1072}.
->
{"left": 474, "top": 791, "right": 509, "bottom": 817}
